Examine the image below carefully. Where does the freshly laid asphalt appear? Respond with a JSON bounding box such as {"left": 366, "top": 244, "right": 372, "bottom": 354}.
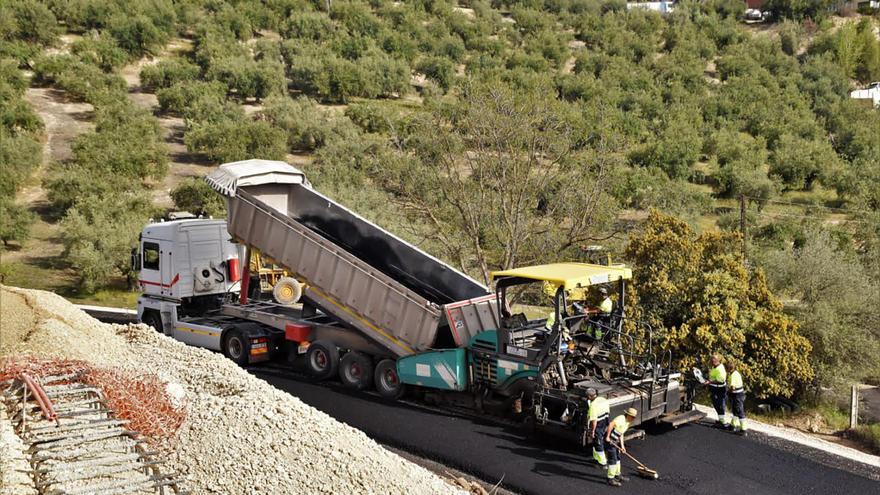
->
{"left": 251, "top": 367, "right": 878, "bottom": 495}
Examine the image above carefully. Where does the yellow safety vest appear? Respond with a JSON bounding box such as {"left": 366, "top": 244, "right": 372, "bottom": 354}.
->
{"left": 728, "top": 370, "right": 744, "bottom": 394}
{"left": 609, "top": 414, "right": 630, "bottom": 443}
{"left": 588, "top": 396, "right": 610, "bottom": 423}
{"left": 708, "top": 364, "right": 727, "bottom": 389}
{"left": 545, "top": 310, "right": 555, "bottom": 330}
{"left": 599, "top": 297, "right": 612, "bottom": 314}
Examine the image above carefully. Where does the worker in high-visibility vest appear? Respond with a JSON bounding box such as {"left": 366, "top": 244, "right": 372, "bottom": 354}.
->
{"left": 728, "top": 360, "right": 747, "bottom": 435}
{"left": 604, "top": 407, "right": 637, "bottom": 487}
{"left": 585, "top": 388, "right": 610, "bottom": 467}
{"left": 707, "top": 354, "right": 730, "bottom": 428}
{"left": 586, "top": 287, "right": 613, "bottom": 340}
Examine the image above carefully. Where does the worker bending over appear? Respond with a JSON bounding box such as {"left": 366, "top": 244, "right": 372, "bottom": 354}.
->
{"left": 604, "top": 407, "right": 637, "bottom": 487}
{"left": 728, "top": 361, "right": 747, "bottom": 435}
{"left": 707, "top": 354, "right": 730, "bottom": 429}
{"left": 585, "top": 388, "right": 609, "bottom": 467}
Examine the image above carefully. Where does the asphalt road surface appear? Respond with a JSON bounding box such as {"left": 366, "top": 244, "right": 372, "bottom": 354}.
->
{"left": 251, "top": 367, "right": 878, "bottom": 495}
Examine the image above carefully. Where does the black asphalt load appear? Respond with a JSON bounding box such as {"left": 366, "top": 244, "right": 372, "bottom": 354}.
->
{"left": 250, "top": 368, "right": 878, "bottom": 495}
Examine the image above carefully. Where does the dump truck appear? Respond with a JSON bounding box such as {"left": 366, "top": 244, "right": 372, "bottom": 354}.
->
{"left": 135, "top": 159, "right": 701, "bottom": 442}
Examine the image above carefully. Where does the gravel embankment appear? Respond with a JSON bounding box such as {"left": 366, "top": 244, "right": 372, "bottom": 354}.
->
{"left": 0, "top": 285, "right": 465, "bottom": 495}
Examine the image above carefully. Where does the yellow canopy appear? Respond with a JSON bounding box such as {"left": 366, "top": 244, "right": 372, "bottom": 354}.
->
{"left": 490, "top": 263, "right": 632, "bottom": 290}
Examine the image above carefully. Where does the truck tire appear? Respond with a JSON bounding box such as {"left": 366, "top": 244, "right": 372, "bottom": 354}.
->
{"left": 142, "top": 311, "right": 163, "bottom": 333}
{"left": 273, "top": 277, "right": 301, "bottom": 305}
{"left": 374, "top": 359, "right": 404, "bottom": 399}
{"left": 223, "top": 329, "right": 249, "bottom": 366}
{"left": 306, "top": 340, "right": 339, "bottom": 380}
{"left": 339, "top": 352, "right": 373, "bottom": 390}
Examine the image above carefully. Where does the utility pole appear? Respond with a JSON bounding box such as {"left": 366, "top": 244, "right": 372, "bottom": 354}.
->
{"left": 739, "top": 194, "right": 747, "bottom": 264}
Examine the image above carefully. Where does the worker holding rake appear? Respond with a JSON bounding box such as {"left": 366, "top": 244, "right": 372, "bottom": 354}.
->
{"left": 604, "top": 407, "right": 637, "bottom": 487}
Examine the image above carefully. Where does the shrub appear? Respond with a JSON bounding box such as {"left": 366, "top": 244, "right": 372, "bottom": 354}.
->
{"left": 282, "top": 10, "right": 335, "bottom": 41}
{"left": 33, "top": 54, "right": 127, "bottom": 104}
{"left": 108, "top": 13, "right": 168, "bottom": 57}
{"left": 70, "top": 101, "right": 168, "bottom": 180}
{"left": 0, "top": 197, "right": 36, "bottom": 246}
{"left": 4, "top": 0, "right": 60, "bottom": 45}
{"left": 60, "top": 192, "right": 154, "bottom": 292}
{"left": 344, "top": 102, "right": 397, "bottom": 134}
{"left": 140, "top": 58, "right": 200, "bottom": 91}
{"left": 170, "top": 178, "right": 226, "bottom": 217}
{"left": 715, "top": 161, "right": 779, "bottom": 201}
{"left": 207, "top": 57, "right": 286, "bottom": 100}
{"left": 415, "top": 56, "right": 455, "bottom": 92}
{"left": 770, "top": 134, "right": 841, "bottom": 190}
{"left": 625, "top": 211, "right": 814, "bottom": 399}
{"left": 0, "top": 128, "right": 42, "bottom": 196}
{"left": 0, "top": 198, "right": 35, "bottom": 247}
{"left": 262, "top": 96, "right": 361, "bottom": 151}
{"left": 156, "top": 80, "right": 228, "bottom": 114}
{"left": 70, "top": 33, "right": 129, "bottom": 72}
{"left": 184, "top": 117, "right": 287, "bottom": 163}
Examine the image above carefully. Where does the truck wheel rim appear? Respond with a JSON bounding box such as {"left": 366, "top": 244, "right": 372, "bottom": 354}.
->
{"left": 280, "top": 285, "right": 293, "bottom": 299}
{"left": 229, "top": 338, "right": 243, "bottom": 359}
{"left": 348, "top": 363, "right": 361, "bottom": 380}
{"left": 312, "top": 350, "right": 327, "bottom": 370}
{"left": 383, "top": 369, "right": 398, "bottom": 388}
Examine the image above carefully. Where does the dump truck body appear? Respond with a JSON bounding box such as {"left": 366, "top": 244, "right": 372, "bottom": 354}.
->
{"left": 206, "top": 160, "right": 498, "bottom": 357}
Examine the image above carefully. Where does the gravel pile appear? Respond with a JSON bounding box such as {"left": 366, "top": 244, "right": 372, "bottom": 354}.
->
{"left": 0, "top": 286, "right": 464, "bottom": 495}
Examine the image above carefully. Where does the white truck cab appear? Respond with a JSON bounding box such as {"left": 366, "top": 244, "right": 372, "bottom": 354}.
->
{"left": 136, "top": 219, "right": 245, "bottom": 350}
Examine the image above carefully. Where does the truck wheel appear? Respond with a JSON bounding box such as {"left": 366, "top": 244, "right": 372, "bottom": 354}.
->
{"left": 339, "top": 352, "right": 373, "bottom": 390}
{"left": 374, "top": 359, "right": 404, "bottom": 399}
{"left": 223, "top": 330, "right": 249, "bottom": 366}
{"left": 142, "top": 311, "right": 163, "bottom": 333}
{"left": 273, "top": 277, "right": 301, "bottom": 305}
{"left": 306, "top": 340, "right": 339, "bottom": 380}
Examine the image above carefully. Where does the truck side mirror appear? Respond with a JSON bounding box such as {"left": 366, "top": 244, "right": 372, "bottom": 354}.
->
{"left": 131, "top": 247, "right": 139, "bottom": 272}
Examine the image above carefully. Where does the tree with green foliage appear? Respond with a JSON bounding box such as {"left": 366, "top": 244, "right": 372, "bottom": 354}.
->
{"left": 156, "top": 80, "right": 228, "bottom": 114}
{"left": 770, "top": 134, "right": 841, "bottom": 191}
{"left": 381, "top": 79, "right": 619, "bottom": 283}
{"left": 140, "top": 58, "right": 200, "bottom": 90}
{"left": 625, "top": 211, "right": 813, "bottom": 399}
{"left": 262, "top": 95, "right": 361, "bottom": 151}
{"left": 108, "top": 13, "right": 168, "bottom": 57}
{"left": 184, "top": 117, "right": 286, "bottom": 163}
{"left": 170, "top": 178, "right": 226, "bottom": 218}
{"left": 758, "top": 227, "right": 880, "bottom": 395}
{"left": 0, "top": 200, "right": 35, "bottom": 247}
{"left": 60, "top": 193, "right": 155, "bottom": 291}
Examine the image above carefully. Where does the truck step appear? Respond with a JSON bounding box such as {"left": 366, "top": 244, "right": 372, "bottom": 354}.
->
{"left": 658, "top": 409, "right": 706, "bottom": 427}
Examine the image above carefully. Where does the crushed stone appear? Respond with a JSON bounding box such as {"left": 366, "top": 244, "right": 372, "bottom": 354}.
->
{"left": 0, "top": 285, "right": 465, "bottom": 495}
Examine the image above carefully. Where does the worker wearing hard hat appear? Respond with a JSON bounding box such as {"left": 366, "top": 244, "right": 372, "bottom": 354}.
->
{"left": 605, "top": 407, "right": 637, "bottom": 487}
{"left": 585, "top": 388, "right": 610, "bottom": 468}
{"left": 728, "top": 361, "right": 747, "bottom": 435}
{"left": 706, "top": 354, "right": 730, "bottom": 429}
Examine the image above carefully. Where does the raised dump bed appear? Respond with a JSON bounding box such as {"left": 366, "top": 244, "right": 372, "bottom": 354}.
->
{"left": 206, "top": 160, "right": 498, "bottom": 357}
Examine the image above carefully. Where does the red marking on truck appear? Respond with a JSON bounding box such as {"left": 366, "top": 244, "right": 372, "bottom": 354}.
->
{"left": 138, "top": 273, "right": 180, "bottom": 288}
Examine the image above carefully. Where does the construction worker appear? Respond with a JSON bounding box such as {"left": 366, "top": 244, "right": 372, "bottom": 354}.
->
{"left": 707, "top": 354, "right": 730, "bottom": 429}
{"left": 585, "top": 388, "right": 610, "bottom": 468}
{"left": 604, "top": 407, "right": 637, "bottom": 487}
{"left": 586, "top": 287, "right": 612, "bottom": 340}
{"left": 728, "top": 361, "right": 747, "bottom": 435}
